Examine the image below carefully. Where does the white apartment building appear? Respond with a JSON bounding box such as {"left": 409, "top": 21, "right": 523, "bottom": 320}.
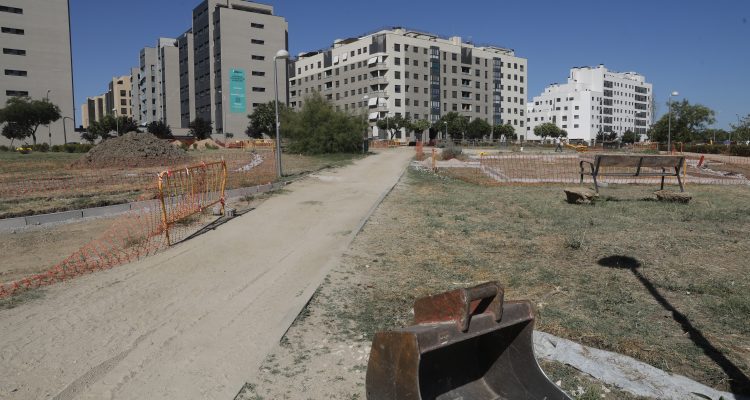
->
{"left": 526, "top": 65, "right": 653, "bottom": 143}
{"left": 289, "top": 27, "right": 528, "bottom": 141}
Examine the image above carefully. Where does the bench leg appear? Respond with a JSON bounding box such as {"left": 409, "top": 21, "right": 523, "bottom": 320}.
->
{"left": 676, "top": 169, "right": 685, "bottom": 192}
{"left": 593, "top": 174, "right": 599, "bottom": 193}
{"left": 660, "top": 168, "right": 665, "bottom": 190}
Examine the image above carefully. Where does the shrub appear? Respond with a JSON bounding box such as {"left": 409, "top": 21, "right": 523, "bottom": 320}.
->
{"left": 282, "top": 92, "right": 364, "bottom": 154}
{"left": 31, "top": 143, "right": 49, "bottom": 152}
{"left": 441, "top": 144, "right": 463, "bottom": 160}
{"left": 0, "top": 145, "right": 10, "bottom": 152}
{"left": 729, "top": 144, "right": 750, "bottom": 157}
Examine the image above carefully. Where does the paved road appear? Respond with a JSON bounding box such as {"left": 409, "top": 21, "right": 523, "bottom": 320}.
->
{"left": 0, "top": 148, "right": 412, "bottom": 400}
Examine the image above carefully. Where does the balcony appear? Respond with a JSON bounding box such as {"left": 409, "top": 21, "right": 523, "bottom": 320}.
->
{"left": 369, "top": 90, "right": 389, "bottom": 98}
{"left": 368, "top": 76, "right": 388, "bottom": 84}
{"left": 370, "top": 62, "right": 388, "bottom": 69}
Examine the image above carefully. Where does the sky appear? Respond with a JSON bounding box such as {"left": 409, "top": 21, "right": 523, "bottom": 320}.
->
{"left": 70, "top": 0, "right": 750, "bottom": 129}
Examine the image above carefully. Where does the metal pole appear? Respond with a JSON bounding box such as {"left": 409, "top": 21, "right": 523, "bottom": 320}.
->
{"left": 667, "top": 96, "right": 672, "bottom": 153}
{"left": 46, "top": 90, "right": 51, "bottom": 145}
{"left": 274, "top": 58, "right": 282, "bottom": 178}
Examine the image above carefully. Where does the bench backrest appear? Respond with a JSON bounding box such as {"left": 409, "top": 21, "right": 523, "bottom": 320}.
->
{"left": 596, "top": 155, "right": 684, "bottom": 169}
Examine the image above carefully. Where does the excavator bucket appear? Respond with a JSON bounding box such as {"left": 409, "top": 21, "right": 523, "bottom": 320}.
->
{"left": 366, "top": 281, "right": 570, "bottom": 400}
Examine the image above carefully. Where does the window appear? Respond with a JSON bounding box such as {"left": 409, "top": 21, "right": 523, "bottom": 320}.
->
{"left": 395, "top": 85, "right": 401, "bottom": 93}
{"left": 394, "top": 43, "right": 400, "bottom": 51}
{"left": 6, "top": 90, "right": 28, "bottom": 96}
{"left": 0, "top": 5, "right": 23, "bottom": 14}
{"left": 395, "top": 99, "right": 401, "bottom": 106}
{"left": 4, "top": 69, "right": 26, "bottom": 76}
{"left": 574, "top": 124, "right": 579, "bottom": 128}
{"left": 3, "top": 48, "right": 25, "bottom": 55}
{"left": 251, "top": 87, "right": 266, "bottom": 92}
{"left": 251, "top": 71, "right": 265, "bottom": 77}
{"left": 2, "top": 27, "right": 24, "bottom": 35}
{"left": 394, "top": 57, "right": 400, "bottom": 65}
{"left": 121, "top": 107, "right": 127, "bottom": 115}
{"left": 394, "top": 71, "right": 400, "bottom": 79}
{"left": 251, "top": 39, "right": 264, "bottom": 45}
{"left": 120, "top": 90, "right": 126, "bottom": 96}
{"left": 451, "top": 53, "right": 457, "bottom": 61}
{"left": 251, "top": 55, "right": 265, "bottom": 60}
{"left": 251, "top": 23, "right": 264, "bottom": 28}
{"left": 120, "top": 99, "right": 127, "bottom": 105}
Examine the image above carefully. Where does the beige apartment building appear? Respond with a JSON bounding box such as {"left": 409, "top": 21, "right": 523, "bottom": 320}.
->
{"left": 81, "top": 75, "right": 134, "bottom": 129}
{"left": 289, "top": 27, "right": 528, "bottom": 141}
{"left": 0, "top": 0, "right": 75, "bottom": 144}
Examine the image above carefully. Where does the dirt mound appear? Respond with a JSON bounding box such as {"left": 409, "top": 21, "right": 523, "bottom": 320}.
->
{"left": 73, "top": 132, "right": 189, "bottom": 168}
{"left": 194, "top": 139, "right": 224, "bottom": 150}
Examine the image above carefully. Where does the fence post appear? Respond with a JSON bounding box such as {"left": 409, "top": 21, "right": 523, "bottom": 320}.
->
{"left": 157, "top": 172, "right": 171, "bottom": 246}
{"left": 220, "top": 160, "right": 227, "bottom": 215}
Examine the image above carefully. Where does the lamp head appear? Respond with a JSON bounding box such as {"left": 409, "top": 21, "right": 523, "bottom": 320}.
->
{"left": 275, "top": 49, "right": 289, "bottom": 60}
{"left": 671, "top": 91, "right": 679, "bottom": 97}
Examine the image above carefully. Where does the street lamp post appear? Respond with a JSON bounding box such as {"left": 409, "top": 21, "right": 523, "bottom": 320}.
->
{"left": 732, "top": 114, "right": 741, "bottom": 147}
{"left": 273, "top": 49, "right": 289, "bottom": 179}
{"left": 363, "top": 95, "right": 369, "bottom": 153}
{"left": 113, "top": 108, "right": 119, "bottom": 136}
{"left": 218, "top": 89, "right": 227, "bottom": 140}
{"left": 444, "top": 121, "right": 448, "bottom": 141}
{"left": 667, "top": 91, "right": 679, "bottom": 154}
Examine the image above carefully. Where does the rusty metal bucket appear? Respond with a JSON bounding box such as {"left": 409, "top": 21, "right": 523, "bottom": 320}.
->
{"left": 366, "top": 282, "right": 570, "bottom": 400}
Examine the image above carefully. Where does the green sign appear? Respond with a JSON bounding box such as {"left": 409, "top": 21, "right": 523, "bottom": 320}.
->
{"left": 229, "top": 68, "right": 246, "bottom": 113}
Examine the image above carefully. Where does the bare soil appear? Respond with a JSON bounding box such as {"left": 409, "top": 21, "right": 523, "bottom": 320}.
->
{"left": 72, "top": 132, "right": 190, "bottom": 168}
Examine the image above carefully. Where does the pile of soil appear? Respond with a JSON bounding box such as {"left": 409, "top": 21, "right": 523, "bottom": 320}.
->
{"left": 73, "top": 132, "right": 189, "bottom": 168}
{"left": 194, "top": 139, "right": 224, "bottom": 150}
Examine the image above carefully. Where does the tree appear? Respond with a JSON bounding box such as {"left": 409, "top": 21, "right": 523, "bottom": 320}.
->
{"left": 433, "top": 112, "right": 469, "bottom": 139}
{"left": 493, "top": 124, "right": 517, "bottom": 141}
{"left": 534, "top": 122, "right": 565, "bottom": 140}
{"left": 466, "top": 118, "right": 491, "bottom": 140}
{"left": 83, "top": 115, "right": 138, "bottom": 142}
{"left": 409, "top": 119, "right": 430, "bottom": 141}
{"left": 246, "top": 101, "right": 285, "bottom": 139}
{"left": 189, "top": 117, "right": 213, "bottom": 140}
{"left": 0, "top": 96, "right": 61, "bottom": 144}
{"left": 596, "top": 129, "right": 617, "bottom": 142}
{"left": 147, "top": 121, "right": 173, "bottom": 139}
{"left": 282, "top": 92, "right": 364, "bottom": 154}
{"left": 376, "top": 114, "right": 410, "bottom": 139}
{"left": 649, "top": 99, "right": 716, "bottom": 143}
{"left": 730, "top": 113, "right": 750, "bottom": 143}
{"left": 622, "top": 130, "right": 638, "bottom": 144}
{"left": 1, "top": 122, "right": 26, "bottom": 146}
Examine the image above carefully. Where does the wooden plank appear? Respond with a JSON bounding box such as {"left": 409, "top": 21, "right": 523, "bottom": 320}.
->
{"left": 639, "top": 156, "right": 683, "bottom": 168}
{"left": 596, "top": 155, "right": 642, "bottom": 167}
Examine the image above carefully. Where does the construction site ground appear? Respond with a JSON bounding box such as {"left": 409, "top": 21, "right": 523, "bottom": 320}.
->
{"left": 0, "top": 148, "right": 412, "bottom": 399}
{"left": 240, "top": 167, "right": 749, "bottom": 400}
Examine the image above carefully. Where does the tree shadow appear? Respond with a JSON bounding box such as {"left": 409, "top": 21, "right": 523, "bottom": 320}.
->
{"left": 598, "top": 255, "right": 750, "bottom": 396}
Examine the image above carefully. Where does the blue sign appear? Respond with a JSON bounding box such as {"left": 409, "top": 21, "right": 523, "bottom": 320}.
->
{"left": 229, "top": 69, "right": 246, "bottom": 113}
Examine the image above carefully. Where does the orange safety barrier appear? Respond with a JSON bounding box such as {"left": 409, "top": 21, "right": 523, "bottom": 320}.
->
{"left": 157, "top": 160, "right": 227, "bottom": 245}
{"left": 415, "top": 141, "right": 424, "bottom": 161}
{"left": 0, "top": 150, "right": 278, "bottom": 299}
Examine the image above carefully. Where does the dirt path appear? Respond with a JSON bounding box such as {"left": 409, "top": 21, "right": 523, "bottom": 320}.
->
{"left": 0, "top": 148, "right": 413, "bottom": 400}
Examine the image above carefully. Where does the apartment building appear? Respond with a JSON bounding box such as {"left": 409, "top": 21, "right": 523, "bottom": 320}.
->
{"left": 134, "top": 38, "right": 181, "bottom": 128}
{"left": 82, "top": 94, "right": 106, "bottom": 129}
{"left": 178, "top": 29, "right": 196, "bottom": 129}
{"left": 130, "top": 66, "right": 141, "bottom": 123}
{"left": 0, "top": 0, "right": 75, "bottom": 144}
{"left": 526, "top": 65, "right": 653, "bottom": 143}
{"left": 81, "top": 75, "right": 134, "bottom": 128}
{"left": 288, "top": 27, "right": 528, "bottom": 141}
{"left": 191, "top": 0, "right": 288, "bottom": 135}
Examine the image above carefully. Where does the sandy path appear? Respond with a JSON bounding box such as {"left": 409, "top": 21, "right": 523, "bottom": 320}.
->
{"left": 0, "top": 148, "right": 412, "bottom": 400}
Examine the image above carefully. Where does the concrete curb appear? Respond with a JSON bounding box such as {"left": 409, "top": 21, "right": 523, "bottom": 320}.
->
{"left": 0, "top": 182, "right": 288, "bottom": 233}
{"left": 534, "top": 331, "right": 747, "bottom": 400}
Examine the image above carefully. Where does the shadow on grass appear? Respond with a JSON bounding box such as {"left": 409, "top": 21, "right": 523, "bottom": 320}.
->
{"left": 598, "top": 255, "right": 750, "bottom": 396}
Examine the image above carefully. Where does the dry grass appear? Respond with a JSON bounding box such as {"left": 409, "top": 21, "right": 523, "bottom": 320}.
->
{"left": 0, "top": 150, "right": 364, "bottom": 217}
{"left": 323, "top": 168, "right": 750, "bottom": 395}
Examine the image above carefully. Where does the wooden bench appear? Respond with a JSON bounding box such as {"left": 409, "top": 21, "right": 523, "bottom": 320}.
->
{"left": 579, "top": 154, "right": 685, "bottom": 193}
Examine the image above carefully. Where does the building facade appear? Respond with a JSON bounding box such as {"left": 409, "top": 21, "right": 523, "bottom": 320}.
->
{"left": 0, "top": 0, "right": 75, "bottom": 144}
{"left": 82, "top": 94, "right": 106, "bottom": 129}
{"left": 288, "top": 27, "right": 528, "bottom": 141}
{"left": 191, "top": 0, "right": 289, "bottom": 136}
{"left": 81, "top": 75, "right": 134, "bottom": 128}
{"left": 526, "top": 65, "right": 653, "bottom": 143}
{"left": 134, "top": 39, "right": 182, "bottom": 128}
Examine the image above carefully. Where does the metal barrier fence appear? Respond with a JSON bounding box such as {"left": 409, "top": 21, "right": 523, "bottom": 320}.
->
{"left": 370, "top": 139, "right": 400, "bottom": 149}
{"left": 157, "top": 161, "right": 227, "bottom": 245}
{"left": 415, "top": 142, "right": 425, "bottom": 161}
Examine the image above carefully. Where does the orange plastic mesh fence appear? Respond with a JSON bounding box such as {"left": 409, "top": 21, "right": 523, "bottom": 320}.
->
{"left": 473, "top": 154, "right": 749, "bottom": 186}
{"left": 0, "top": 150, "right": 278, "bottom": 299}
